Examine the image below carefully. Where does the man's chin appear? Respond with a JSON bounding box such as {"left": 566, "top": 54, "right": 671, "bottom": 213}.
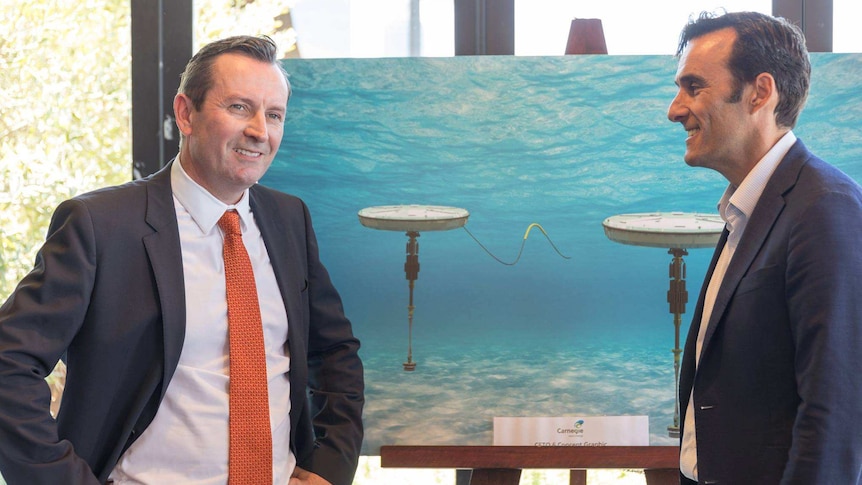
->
{"left": 682, "top": 153, "right": 706, "bottom": 168}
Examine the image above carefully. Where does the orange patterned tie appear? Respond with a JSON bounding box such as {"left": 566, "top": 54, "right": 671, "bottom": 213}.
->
{"left": 218, "top": 210, "right": 273, "bottom": 485}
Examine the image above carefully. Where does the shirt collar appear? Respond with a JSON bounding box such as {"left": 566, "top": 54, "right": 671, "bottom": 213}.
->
{"left": 718, "top": 131, "right": 797, "bottom": 223}
{"left": 171, "top": 155, "right": 253, "bottom": 234}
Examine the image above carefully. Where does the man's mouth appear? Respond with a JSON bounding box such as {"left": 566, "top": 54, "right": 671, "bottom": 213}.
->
{"left": 235, "top": 148, "right": 263, "bottom": 158}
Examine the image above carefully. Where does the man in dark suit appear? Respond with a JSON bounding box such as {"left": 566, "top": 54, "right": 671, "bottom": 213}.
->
{"left": 668, "top": 11, "right": 862, "bottom": 484}
{"left": 0, "top": 36, "right": 363, "bottom": 485}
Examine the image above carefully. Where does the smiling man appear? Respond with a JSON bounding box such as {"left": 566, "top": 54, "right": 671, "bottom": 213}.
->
{"left": 668, "top": 11, "right": 862, "bottom": 485}
{"left": 0, "top": 36, "right": 364, "bottom": 485}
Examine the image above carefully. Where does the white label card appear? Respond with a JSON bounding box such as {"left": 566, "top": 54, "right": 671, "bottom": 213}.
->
{"left": 493, "top": 416, "right": 649, "bottom": 447}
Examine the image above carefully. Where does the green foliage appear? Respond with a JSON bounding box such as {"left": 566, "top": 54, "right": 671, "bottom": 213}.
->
{"left": 0, "top": 0, "right": 132, "bottom": 301}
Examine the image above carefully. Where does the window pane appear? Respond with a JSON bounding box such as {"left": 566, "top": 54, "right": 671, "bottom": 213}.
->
{"left": 834, "top": 0, "right": 862, "bottom": 52}
{"left": 515, "top": 0, "right": 771, "bottom": 55}
{"left": 289, "top": 0, "right": 453, "bottom": 58}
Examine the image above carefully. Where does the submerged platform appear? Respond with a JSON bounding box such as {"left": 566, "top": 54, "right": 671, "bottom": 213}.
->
{"left": 602, "top": 212, "right": 724, "bottom": 249}
{"left": 358, "top": 205, "right": 470, "bottom": 232}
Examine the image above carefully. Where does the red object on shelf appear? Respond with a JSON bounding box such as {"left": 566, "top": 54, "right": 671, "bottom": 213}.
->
{"left": 565, "top": 18, "right": 608, "bottom": 54}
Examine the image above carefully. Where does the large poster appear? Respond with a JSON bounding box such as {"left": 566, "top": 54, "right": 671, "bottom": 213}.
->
{"left": 265, "top": 54, "right": 862, "bottom": 454}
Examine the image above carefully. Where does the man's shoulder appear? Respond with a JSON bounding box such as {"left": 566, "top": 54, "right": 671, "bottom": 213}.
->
{"left": 780, "top": 140, "right": 861, "bottom": 196}
{"left": 77, "top": 178, "right": 148, "bottom": 200}
{"left": 72, "top": 166, "right": 169, "bottom": 206}
{"left": 798, "top": 154, "right": 862, "bottom": 195}
{"left": 50, "top": 171, "right": 170, "bottom": 229}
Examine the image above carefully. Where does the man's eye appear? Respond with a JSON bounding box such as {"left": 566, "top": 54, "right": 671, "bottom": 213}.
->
{"left": 230, "top": 104, "right": 247, "bottom": 111}
{"left": 268, "top": 113, "right": 283, "bottom": 121}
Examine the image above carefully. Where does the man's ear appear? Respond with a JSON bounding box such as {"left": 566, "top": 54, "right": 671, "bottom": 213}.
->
{"left": 174, "top": 93, "right": 194, "bottom": 137}
{"left": 750, "top": 72, "right": 777, "bottom": 114}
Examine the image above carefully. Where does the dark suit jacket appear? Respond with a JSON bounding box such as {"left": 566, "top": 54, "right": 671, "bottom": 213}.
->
{"left": 0, "top": 164, "right": 364, "bottom": 485}
{"left": 679, "top": 140, "right": 862, "bottom": 484}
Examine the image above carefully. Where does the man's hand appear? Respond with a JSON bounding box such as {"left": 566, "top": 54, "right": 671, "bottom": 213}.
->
{"left": 288, "top": 466, "right": 333, "bottom": 485}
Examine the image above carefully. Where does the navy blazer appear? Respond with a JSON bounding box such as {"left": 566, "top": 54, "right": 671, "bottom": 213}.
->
{"left": 0, "top": 164, "right": 364, "bottom": 485}
{"left": 679, "top": 140, "right": 862, "bottom": 484}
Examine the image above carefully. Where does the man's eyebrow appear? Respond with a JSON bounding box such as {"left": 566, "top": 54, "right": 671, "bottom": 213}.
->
{"left": 223, "top": 94, "right": 253, "bottom": 105}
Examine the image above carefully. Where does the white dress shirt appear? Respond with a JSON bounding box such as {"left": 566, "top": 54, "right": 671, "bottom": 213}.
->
{"left": 109, "top": 158, "right": 295, "bottom": 484}
{"left": 680, "top": 131, "right": 797, "bottom": 480}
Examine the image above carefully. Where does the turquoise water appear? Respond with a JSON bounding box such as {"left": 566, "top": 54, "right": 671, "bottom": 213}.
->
{"left": 265, "top": 54, "right": 862, "bottom": 453}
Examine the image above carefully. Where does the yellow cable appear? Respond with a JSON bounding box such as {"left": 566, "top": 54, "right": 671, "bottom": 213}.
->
{"left": 463, "top": 223, "right": 571, "bottom": 265}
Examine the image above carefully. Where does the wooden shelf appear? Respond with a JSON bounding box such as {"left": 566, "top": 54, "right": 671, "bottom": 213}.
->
{"left": 380, "top": 445, "right": 679, "bottom": 485}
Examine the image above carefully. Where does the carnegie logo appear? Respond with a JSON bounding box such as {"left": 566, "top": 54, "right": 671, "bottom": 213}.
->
{"left": 557, "top": 420, "right": 585, "bottom": 435}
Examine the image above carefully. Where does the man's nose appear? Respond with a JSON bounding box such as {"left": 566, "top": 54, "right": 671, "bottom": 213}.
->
{"left": 245, "top": 111, "right": 269, "bottom": 141}
{"left": 667, "top": 91, "right": 688, "bottom": 123}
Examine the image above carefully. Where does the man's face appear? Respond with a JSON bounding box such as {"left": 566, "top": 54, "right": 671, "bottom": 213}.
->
{"left": 668, "top": 28, "right": 756, "bottom": 181}
{"left": 176, "top": 53, "right": 289, "bottom": 204}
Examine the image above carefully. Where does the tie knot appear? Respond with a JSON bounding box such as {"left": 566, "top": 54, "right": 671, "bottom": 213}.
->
{"left": 218, "top": 210, "right": 241, "bottom": 236}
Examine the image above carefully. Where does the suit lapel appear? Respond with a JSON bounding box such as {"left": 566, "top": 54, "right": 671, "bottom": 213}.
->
{"left": 249, "top": 187, "right": 305, "bottom": 348}
{"left": 141, "top": 163, "right": 187, "bottom": 394}
{"left": 698, "top": 140, "right": 810, "bottom": 360}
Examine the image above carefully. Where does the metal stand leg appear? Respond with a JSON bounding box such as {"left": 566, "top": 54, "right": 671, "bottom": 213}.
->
{"left": 666, "top": 247, "right": 688, "bottom": 438}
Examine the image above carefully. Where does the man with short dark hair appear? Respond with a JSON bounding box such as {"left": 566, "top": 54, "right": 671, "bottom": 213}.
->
{"left": 668, "top": 11, "right": 862, "bottom": 484}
